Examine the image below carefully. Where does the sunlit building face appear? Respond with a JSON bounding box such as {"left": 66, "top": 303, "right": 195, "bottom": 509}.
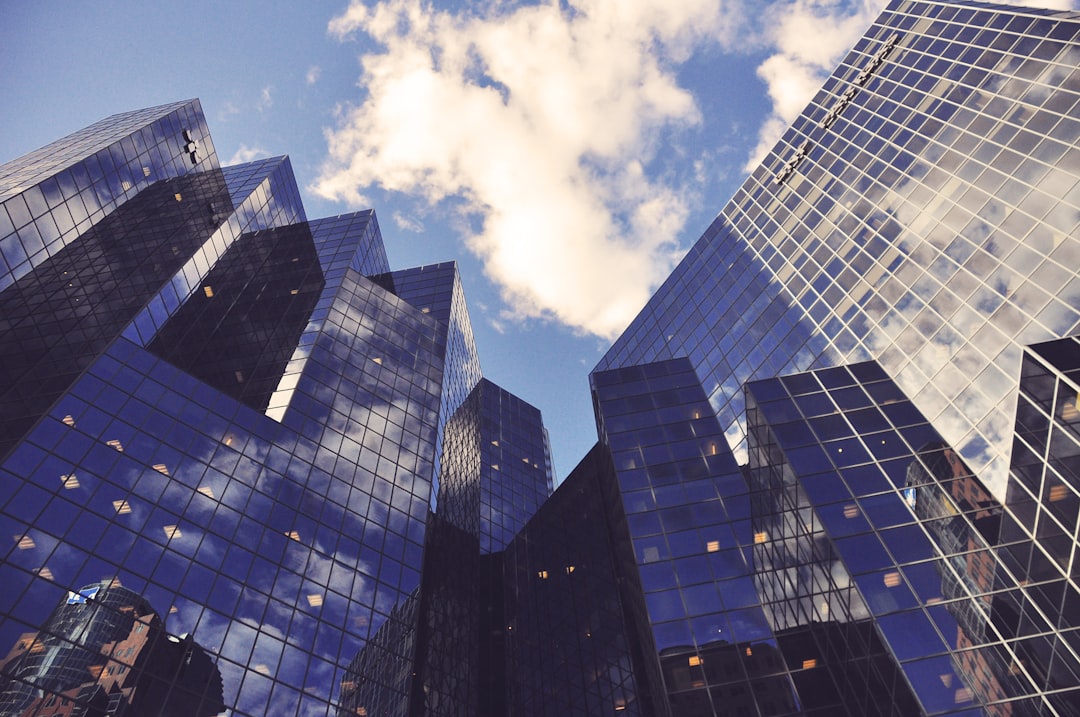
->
{"left": 598, "top": 1, "right": 1080, "bottom": 503}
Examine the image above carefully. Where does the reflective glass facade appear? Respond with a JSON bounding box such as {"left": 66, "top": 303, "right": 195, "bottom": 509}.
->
{"left": 597, "top": 0, "right": 1080, "bottom": 498}
{"left": 0, "top": 101, "right": 550, "bottom": 717}
{"left": 5, "top": 1, "right": 1080, "bottom": 715}
{"left": 567, "top": 1, "right": 1080, "bottom": 714}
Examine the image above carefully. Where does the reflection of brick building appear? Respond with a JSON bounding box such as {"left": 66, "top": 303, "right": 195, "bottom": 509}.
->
{"left": 905, "top": 445, "right": 1014, "bottom": 715}
{"left": 0, "top": 581, "right": 224, "bottom": 716}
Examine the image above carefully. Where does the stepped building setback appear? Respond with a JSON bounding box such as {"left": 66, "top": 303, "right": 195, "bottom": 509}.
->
{"left": 1, "top": 1, "right": 1079, "bottom": 715}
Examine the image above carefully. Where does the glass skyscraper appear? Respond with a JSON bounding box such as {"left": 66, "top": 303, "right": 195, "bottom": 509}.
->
{"left": 0, "top": 100, "right": 553, "bottom": 716}
{"left": 1, "top": 0, "right": 1079, "bottom": 715}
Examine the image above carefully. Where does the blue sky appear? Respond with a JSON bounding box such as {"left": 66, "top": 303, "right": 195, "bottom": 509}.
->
{"left": 4, "top": 0, "right": 1070, "bottom": 481}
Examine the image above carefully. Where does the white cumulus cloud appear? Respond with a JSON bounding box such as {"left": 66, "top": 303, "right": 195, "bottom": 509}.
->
{"left": 744, "top": 0, "right": 887, "bottom": 171}
{"left": 316, "top": 0, "right": 746, "bottom": 339}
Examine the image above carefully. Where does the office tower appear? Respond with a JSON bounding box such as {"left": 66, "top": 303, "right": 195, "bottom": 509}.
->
{"left": 3, "top": 1, "right": 1080, "bottom": 717}
{"left": 598, "top": 0, "right": 1080, "bottom": 500}
{"left": 563, "top": 0, "right": 1080, "bottom": 715}
{"left": 0, "top": 100, "right": 553, "bottom": 716}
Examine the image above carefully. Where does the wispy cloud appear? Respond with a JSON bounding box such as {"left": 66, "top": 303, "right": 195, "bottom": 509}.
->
{"left": 306, "top": 66, "right": 322, "bottom": 85}
{"left": 257, "top": 85, "right": 274, "bottom": 112}
{"left": 227, "top": 145, "right": 271, "bottom": 165}
{"left": 317, "top": 0, "right": 747, "bottom": 339}
{"left": 392, "top": 211, "right": 424, "bottom": 233}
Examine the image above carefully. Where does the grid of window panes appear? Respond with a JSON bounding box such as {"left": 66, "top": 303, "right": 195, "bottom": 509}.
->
{"left": 744, "top": 360, "right": 1080, "bottom": 714}
{"left": 0, "top": 168, "right": 232, "bottom": 459}
{"left": 0, "top": 149, "right": 312, "bottom": 462}
{"left": 1, "top": 100, "right": 218, "bottom": 294}
{"left": 147, "top": 221, "right": 327, "bottom": 412}
{"left": 500, "top": 445, "right": 650, "bottom": 716}
{"left": 596, "top": 1, "right": 1080, "bottom": 500}
{"left": 403, "top": 377, "right": 553, "bottom": 714}
{"left": 998, "top": 336, "right": 1080, "bottom": 715}
{"left": 592, "top": 358, "right": 800, "bottom": 716}
{"left": 0, "top": 265, "right": 447, "bottom": 716}
{"left": 121, "top": 156, "right": 308, "bottom": 349}
{"left": 0, "top": 581, "right": 226, "bottom": 715}
{"left": 265, "top": 211, "right": 390, "bottom": 422}
{"left": 475, "top": 379, "right": 553, "bottom": 553}
{"left": 371, "top": 263, "right": 484, "bottom": 512}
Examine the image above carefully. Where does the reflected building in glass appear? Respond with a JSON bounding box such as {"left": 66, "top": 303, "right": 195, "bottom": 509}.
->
{"left": 3, "top": 0, "right": 1080, "bottom": 715}
{"left": 0, "top": 100, "right": 553, "bottom": 716}
{"left": 576, "top": 0, "right": 1080, "bottom": 715}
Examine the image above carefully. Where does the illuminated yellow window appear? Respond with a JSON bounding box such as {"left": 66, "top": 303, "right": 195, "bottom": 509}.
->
{"left": 706, "top": 540, "right": 720, "bottom": 553}
{"left": 754, "top": 531, "right": 768, "bottom": 544}
{"left": 163, "top": 525, "right": 181, "bottom": 540}
{"left": 566, "top": 565, "right": 575, "bottom": 574}
{"left": 62, "top": 415, "right": 76, "bottom": 426}
{"left": 688, "top": 655, "right": 702, "bottom": 666}
{"left": 286, "top": 531, "right": 301, "bottom": 541}
{"left": 1049, "top": 484, "right": 1068, "bottom": 502}
{"left": 106, "top": 440, "right": 124, "bottom": 452}
{"left": 372, "top": 357, "right": 382, "bottom": 365}
{"left": 537, "top": 570, "right": 548, "bottom": 579}
{"left": 745, "top": 647, "right": 753, "bottom": 657}
{"left": 290, "top": 289, "right": 299, "bottom": 295}
{"left": 203, "top": 286, "right": 214, "bottom": 298}
{"left": 307, "top": 594, "right": 324, "bottom": 607}
{"left": 883, "top": 572, "right": 902, "bottom": 587}
{"left": 1063, "top": 393, "right": 1079, "bottom": 421}
{"left": 197, "top": 486, "right": 215, "bottom": 499}
{"left": 152, "top": 464, "right": 169, "bottom": 476}
{"left": 254, "top": 664, "right": 271, "bottom": 676}
{"left": 802, "top": 659, "right": 818, "bottom": 669}
{"left": 174, "top": 193, "right": 182, "bottom": 202}
{"left": 113, "top": 500, "right": 131, "bottom": 515}
{"left": 61, "top": 474, "right": 80, "bottom": 489}
{"left": 17, "top": 535, "right": 35, "bottom": 550}
{"left": 843, "top": 504, "right": 859, "bottom": 519}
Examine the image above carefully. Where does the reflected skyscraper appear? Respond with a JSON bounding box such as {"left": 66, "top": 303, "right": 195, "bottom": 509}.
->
{"left": 2, "top": 0, "right": 1080, "bottom": 715}
{"left": 0, "top": 100, "right": 552, "bottom": 716}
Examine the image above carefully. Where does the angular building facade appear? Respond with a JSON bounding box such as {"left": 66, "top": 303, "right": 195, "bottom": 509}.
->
{"left": 2, "top": 0, "right": 1080, "bottom": 716}
{"left": 571, "top": 0, "right": 1080, "bottom": 714}
{"left": 0, "top": 100, "right": 554, "bottom": 716}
